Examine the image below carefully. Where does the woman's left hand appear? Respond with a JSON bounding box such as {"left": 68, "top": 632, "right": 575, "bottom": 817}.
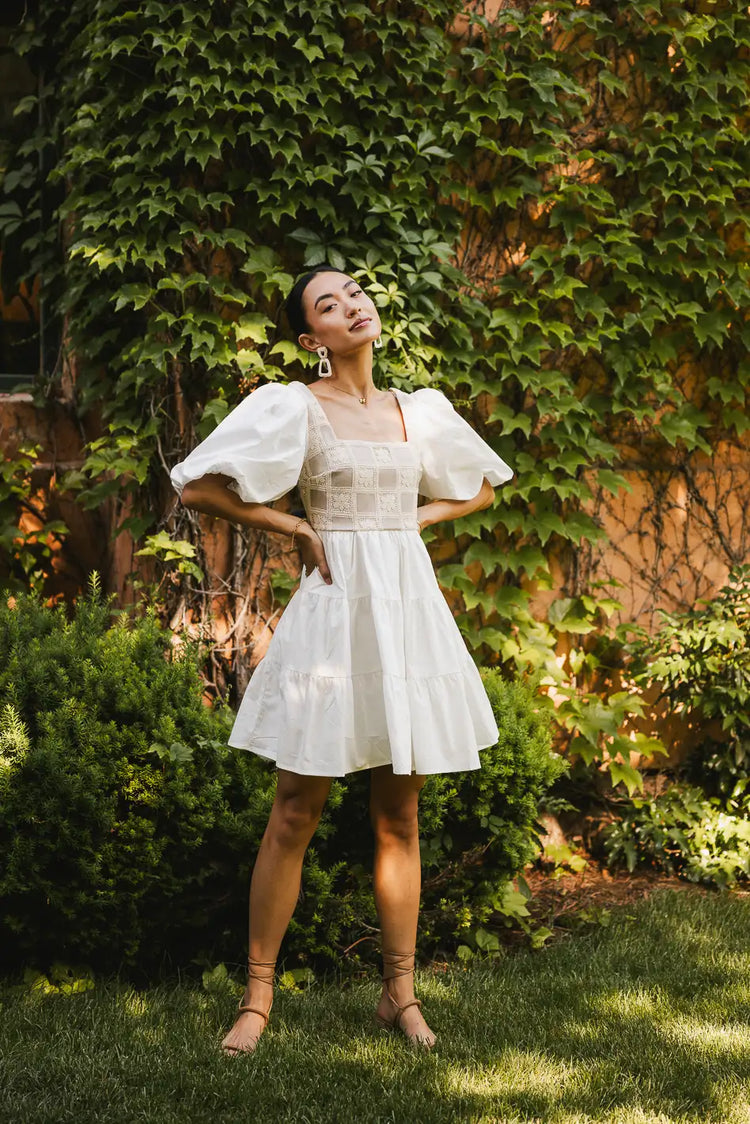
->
{"left": 296, "top": 524, "right": 333, "bottom": 583}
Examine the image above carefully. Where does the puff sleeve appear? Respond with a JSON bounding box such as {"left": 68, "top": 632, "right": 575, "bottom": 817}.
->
{"left": 169, "top": 382, "right": 307, "bottom": 504}
{"left": 404, "top": 387, "right": 514, "bottom": 500}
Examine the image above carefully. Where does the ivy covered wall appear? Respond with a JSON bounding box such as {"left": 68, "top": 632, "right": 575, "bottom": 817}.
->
{"left": 2, "top": 0, "right": 749, "bottom": 791}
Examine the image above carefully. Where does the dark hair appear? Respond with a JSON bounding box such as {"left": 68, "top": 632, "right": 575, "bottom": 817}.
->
{"left": 285, "top": 262, "right": 347, "bottom": 339}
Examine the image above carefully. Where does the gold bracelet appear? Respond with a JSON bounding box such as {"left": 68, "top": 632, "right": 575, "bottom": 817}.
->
{"left": 289, "top": 517, "right": 307, "bottom": 550}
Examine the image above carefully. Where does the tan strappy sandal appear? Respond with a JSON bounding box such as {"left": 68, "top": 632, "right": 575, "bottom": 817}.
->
{"left": 374, "top": 949, "right": 436, "bottom": 1049}
{"left": 221, "top": 955, "right": 276, "bottom": 1056}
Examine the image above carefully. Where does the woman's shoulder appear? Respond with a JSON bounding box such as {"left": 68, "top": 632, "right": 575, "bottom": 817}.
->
{"left": 391, "top": 385, "right": 451, "bottom": 400}
{"left": 200, "top": 381, "right": 309, "bottom": 444}
{"left": 391, "top": 385, "right": 456, "bottom": 415}
{"left": 233, "top": 379, "right": 309, "bottom": 416}
{"left": 245, "top": 379, "right": 308, "bottom": 402}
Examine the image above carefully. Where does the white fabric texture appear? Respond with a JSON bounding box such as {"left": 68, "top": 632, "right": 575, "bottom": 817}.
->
{"left": 169, "top": 381, "right": 308, "bottom": 504}
{"left": 169, "top": 380, "right": 514, "bottom": 776}
{"left": 401, "top": 387, "right": 514, "bottom": 499}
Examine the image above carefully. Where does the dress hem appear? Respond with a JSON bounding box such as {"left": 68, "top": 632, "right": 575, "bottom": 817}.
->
{"left": 227, "top": 737, "right": 496, "bottom": 777}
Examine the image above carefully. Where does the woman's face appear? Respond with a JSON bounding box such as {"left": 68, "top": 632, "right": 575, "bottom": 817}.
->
{"left": 298, "top": 271, "right": 381, "bottom": 356}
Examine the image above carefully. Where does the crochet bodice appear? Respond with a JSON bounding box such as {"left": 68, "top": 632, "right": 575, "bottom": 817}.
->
{"left": 297, "top": 385, "right": 421, "bottom": 532}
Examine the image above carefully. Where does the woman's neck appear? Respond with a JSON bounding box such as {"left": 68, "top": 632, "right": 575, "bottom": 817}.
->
{"left": 328, "top": 347, "right": 376, "bottom": 398}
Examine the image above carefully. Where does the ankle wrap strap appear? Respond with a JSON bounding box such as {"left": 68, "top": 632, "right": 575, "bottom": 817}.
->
{"left": 247, "top": 956, "right": 276, "bottom": 984}
{"left": 381, "top": 949, "right": 416, "bottom": 980}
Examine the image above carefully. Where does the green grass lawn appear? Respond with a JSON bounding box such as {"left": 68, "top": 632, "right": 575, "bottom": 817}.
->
{"left": 1, "top": 887, "right": 748, "bottom": 1124}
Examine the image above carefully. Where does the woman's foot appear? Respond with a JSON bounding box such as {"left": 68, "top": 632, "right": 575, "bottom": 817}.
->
{"left": 375, "top": 977, "right": 436, "bottom": 1049}
{"left": 221, "top": 958, "right": 276, "bottom": 1056}
{"left": 221, "top": 979, "right": 273, "bottom": 1055}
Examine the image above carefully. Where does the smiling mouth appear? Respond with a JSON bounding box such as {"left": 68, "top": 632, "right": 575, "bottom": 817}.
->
{"left": 350, "top": 317, "right": 371, "bottom": 331}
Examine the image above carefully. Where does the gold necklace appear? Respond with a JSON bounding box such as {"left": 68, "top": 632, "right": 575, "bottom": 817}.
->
{"left": 329, "top": 382, "right": 375, "bottom": 406}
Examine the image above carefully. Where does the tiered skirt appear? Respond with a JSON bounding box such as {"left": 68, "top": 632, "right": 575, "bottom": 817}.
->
{"left": 228, "top": 529, "right": 498, "bottom": 775}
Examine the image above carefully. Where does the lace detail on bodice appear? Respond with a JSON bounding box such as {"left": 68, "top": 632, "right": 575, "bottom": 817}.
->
{"left": 295, "top": 385, "right": 421, "bottom": 532}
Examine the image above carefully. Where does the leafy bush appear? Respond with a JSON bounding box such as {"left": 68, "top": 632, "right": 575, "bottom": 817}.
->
{"left": 0, "top": 585, "right": 565, "bottom": 977}
{"left": 0, "top": 582, "right": 274, "bottom": 976}
{"left": 604, "top": 783, "right": 750, "bottom": 889}
{"left": 627, "top": 563, "right": 750, "bottom": 796}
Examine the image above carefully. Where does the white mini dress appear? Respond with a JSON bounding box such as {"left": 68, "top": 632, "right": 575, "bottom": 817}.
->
{"left": 170, "top": 380, "right": 513, "bottom": 776}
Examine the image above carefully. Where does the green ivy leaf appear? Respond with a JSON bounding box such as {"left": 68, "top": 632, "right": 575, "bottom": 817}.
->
{"left": 608, "top": 760, "right": 644, "bottom": 797}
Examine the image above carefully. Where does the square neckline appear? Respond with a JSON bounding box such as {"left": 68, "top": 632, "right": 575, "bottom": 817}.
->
{"left": 296, "top": 381, "right": 410, "bottom": 446}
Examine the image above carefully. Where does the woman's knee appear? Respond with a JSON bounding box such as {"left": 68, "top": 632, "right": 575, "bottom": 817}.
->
{"left": 270, "top": 773, "right": 330, "bottom": 846}
{"left": 369, "top": 769, "right": 424, "bottom": 841}
{"left": 370, "top": 795, "right": 420, "bottom": 843}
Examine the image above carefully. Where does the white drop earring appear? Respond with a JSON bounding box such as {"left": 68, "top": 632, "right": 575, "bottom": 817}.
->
{"left": 374, "top": 335, "right": 383, "bottom": 349}
{"left": 316, "top": 345, "right": 332, "bottom": 377}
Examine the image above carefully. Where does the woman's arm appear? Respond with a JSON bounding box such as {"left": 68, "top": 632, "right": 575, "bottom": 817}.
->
{"left": 417, "top": 477, "right": 495, "bottom": 531}
{"left": 179, "top": 474, "right": 333, "bottom": 583}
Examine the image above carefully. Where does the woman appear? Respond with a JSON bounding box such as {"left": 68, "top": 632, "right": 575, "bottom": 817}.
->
{"left": 170, "top": 264, "right": 513, "bottom": 1054}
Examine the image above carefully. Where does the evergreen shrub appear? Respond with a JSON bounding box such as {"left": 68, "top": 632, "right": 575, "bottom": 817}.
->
{"left": 0, "top": 587, "right": 564, "bottom": 977}
{"left": 0, "top": 583, "right": 273, "bottom": 976}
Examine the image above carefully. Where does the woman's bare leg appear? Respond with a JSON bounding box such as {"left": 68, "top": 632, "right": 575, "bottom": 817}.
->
{"left": 221, "top": 767, "right": 332, "bottom": 1054}
{"left": 369, "top": 765, "right": 436, "bottom": 1046}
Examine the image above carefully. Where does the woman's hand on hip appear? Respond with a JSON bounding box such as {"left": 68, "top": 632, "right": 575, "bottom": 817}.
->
{"left": 297, "top": 525, "right": 333, "bottom": 584}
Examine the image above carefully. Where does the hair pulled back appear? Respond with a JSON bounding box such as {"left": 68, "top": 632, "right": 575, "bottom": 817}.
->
{"left": 285, "top": 262, "right": 345, "bottom": 339}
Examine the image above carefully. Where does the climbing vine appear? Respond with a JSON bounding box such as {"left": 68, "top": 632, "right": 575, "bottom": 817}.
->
{"left": 2, "top": 0, "right": 749, "bottom": 792}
